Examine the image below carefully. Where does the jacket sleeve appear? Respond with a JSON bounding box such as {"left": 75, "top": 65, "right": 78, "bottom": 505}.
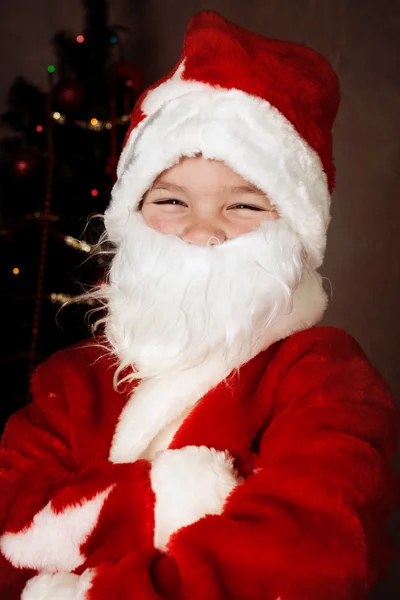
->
{"left": 142, "top": 328, "right": 399, "bottom": 600}
{"left": 0, "top": 350, "right": 155, "bottom": 600}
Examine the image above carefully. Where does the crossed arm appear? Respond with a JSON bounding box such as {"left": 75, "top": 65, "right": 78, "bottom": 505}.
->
{"left": 0, "top": 329, "right": 398, "bottom": 600}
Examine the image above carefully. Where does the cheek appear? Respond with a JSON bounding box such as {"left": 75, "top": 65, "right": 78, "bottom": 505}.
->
{"left": 227, "top": 214, "right": 278, "bottom": 238}
{"left": 142, "top": 213, "right": 179, "bottom": 235}
{"left": 227, "top": 221, "right": 259, "bottom": 238}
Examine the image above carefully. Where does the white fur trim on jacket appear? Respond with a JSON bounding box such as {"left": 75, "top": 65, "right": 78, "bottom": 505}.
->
{"left": 150, "top": 446, "right": 240, "bottom": 551}
{"left": 109, "top": 356, "right": 233, "bottom": 464}
{"left": 21, "top": 570, "right": 94, "bottom": 600}
{"left": 106, "top": 63, "right": 331, "bottom": 269}
{"left": 0, "top": 487, "right": 113, "bottom": 572}
{"left": 109, "top": 270, "right": 327, "bottom": 465}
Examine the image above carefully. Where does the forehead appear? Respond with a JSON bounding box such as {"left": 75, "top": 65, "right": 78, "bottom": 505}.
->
{"left": 153, "top": 156, "right": 261, "bottom": 193}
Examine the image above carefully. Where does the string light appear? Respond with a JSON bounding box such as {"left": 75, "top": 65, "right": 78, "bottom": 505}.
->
{"left": 47, "top": 65, "right": 56, "bottom": 73}
{"left": 91, "top": 189, "right": 98, "bottom": 197}
{"left": 89, "top": 117, "right": 102, "bottom": 131}
{"left": 12, "top": 267, "right": 20, "bottom": 275}
{"left": 110, "top": 35, "right": 118, "bottom": 44}
{"left": 51, "top": 111, "right": 66, "bottom": 124}
{"left": 27, "top": 211, "right": 59, "bottom": 222}
{"left": 15, "top": 160, "right": 30, "bottom": 174}
{"left": 36, "top": 125, "right": 43, "bottom": 132}
{"left": 64, "top": 235, "right": 91, "bottom": 253}
{"left": 51, "top": 111, "right": 130, "bottom": 130}
{"left": 49, "top": 292, "right": 95, "bottom": 306}
{"left": 76, "top": 35, "right": 85, "bottom": 43}
{"left": 50, "top": 292, "right": 72, "bottom": 304}
{"left": 28, "top": 86, "right": 55, "bottom": 378}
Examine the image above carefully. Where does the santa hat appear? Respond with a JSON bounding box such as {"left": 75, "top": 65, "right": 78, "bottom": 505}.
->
{"left": 105, "top": 10, "right": 340, "bottom": 269}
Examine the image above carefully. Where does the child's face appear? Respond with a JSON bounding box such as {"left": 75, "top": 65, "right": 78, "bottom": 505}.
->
{"left": 141, "top": 156, "right": 279, "bottom": 245}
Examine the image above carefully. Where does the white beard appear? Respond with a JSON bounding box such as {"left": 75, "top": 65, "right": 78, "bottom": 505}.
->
{"left": 103, "top": 212, "right": 306, "bottom": 383}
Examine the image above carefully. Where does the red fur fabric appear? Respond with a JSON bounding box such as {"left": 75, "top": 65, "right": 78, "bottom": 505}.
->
{"left": 124, "top": 10, "right": 339, "bottom": 192}
{"left": 0, "top": 326, "right": 398, "bottom": 599}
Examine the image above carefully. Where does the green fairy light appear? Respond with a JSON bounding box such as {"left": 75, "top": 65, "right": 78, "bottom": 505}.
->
{"left": 47, "top": 65, "right": 56, "bottom": 73}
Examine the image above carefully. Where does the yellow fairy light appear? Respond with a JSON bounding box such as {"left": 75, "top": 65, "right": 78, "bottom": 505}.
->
{"left": 29, "top": 211, "right": 60, "bottom": 222}
{"left": 64, "top": 235, "right": 91, "bottom": 253}
{"left": 52, "top": 113, "right": 131, "bottom": 130}
{"left": 49, "top": 292, "right": 95, "bottom": 306}
{"left": 13, "top": 267, "right": 20, "bottom": 275}
{"left": 50, "top": 292, "right": 71, "bottom": 304}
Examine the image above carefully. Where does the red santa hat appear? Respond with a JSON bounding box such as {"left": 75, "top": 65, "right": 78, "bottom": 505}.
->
{"left": 105, "top": 10, "right": 340, "bottom": 269}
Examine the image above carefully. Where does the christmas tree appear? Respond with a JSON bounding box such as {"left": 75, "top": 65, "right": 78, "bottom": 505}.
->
{"left": 0, "top": 0, "right": 144, "bottom": 429}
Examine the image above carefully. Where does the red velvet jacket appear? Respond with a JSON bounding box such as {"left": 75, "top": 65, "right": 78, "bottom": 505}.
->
{"left": 0, "top": 326, "right": 398, "bottom": 600}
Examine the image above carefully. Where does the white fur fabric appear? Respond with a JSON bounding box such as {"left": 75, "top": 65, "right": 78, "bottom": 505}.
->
{"left": 105, "top": 213, "right": 304, "bottom": 382}
{"left": 105, "top": 212, "right": 327, "bottom": 464}
{"left": 150, "top": 446, "right": 240, "bottom": 551}
{"left": 0, "top": 487, "right": 113, "bottom": 572}
{"left": 21, "top": 570, "right": 94, "bottom": 600}
{"left": 107, "top": 63, "right": 330, "bottom": 269}
{"left": 106, "top": 218, "right": 327, "bottom": 464}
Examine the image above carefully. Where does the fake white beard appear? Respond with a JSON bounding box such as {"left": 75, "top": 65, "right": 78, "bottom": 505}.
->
{"left": 103, "top": 213, "right": 305, "bottom": 381}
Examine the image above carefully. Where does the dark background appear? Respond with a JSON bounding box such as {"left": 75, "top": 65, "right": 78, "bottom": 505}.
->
{"left": 0, "top": 1, "right": 399, "bottom": 597}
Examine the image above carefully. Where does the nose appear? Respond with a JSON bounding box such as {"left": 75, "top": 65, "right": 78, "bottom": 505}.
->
{"left": 180, "top": 221, "right": 227, "bottom": 246}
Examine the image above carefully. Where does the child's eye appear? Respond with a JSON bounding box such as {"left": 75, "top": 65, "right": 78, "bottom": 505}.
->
{"left": 229, "top": 204, "right": 265, "bottom": 211}
{"left": 153, "top": 199, "right": 187, "bottom": 206}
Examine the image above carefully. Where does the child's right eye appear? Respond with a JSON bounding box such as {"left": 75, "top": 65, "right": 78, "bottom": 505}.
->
{"left": 153, "top": 199, "right": 187, "bottom": 206}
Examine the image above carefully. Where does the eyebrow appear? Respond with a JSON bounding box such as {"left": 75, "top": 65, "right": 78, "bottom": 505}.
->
{"left": 151, "top": 181, "right": 265, "bottom": 195}
{"left": 225, "top": 185, "right": 265, "bottom": 195}
{"left": 151, "top": 182, "right": 187, "bottom": 193}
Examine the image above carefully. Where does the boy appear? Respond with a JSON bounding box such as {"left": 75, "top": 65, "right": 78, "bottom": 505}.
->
{"left": 0, "top": 10, "right": 398, "bottom": 600}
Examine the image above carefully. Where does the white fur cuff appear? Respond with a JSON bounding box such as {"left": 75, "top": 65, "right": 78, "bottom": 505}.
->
{"left": 21, "top": 569, "right": 94, "bottom": 600}
{"left": 0, "top": 487, "right": 113, "bottom": 572}
{"left": 150, "top": 446, "right": 240, "bottom": 551}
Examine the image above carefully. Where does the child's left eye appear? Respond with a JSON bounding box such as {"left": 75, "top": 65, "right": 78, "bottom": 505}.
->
{"left": 230, "top": 204, "right": 264, "bottom": 211}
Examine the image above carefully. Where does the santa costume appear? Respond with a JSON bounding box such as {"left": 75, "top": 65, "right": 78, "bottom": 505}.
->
{"left": 0, "top": 10, "right": 398, "bottom": 600}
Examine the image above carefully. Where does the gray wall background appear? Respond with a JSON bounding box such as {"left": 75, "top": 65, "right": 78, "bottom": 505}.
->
{"left": 1, "top": 0, "right": 399, "bottom": 597}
